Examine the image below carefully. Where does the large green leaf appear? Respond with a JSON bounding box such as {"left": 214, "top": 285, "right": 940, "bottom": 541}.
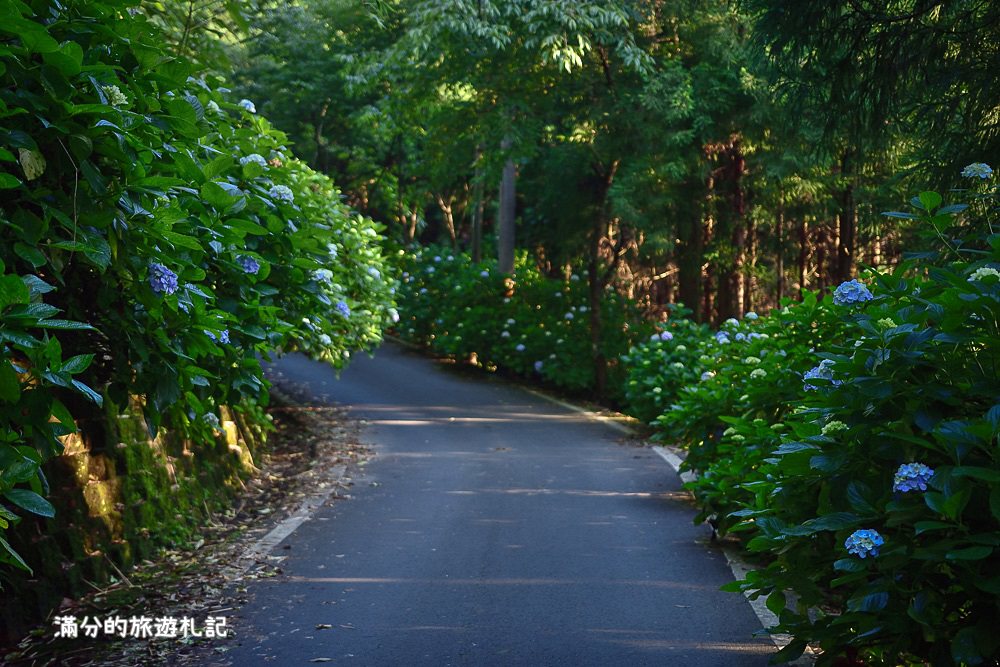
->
{"left": 3, "top": 489, "right": 55, "bottom": 518}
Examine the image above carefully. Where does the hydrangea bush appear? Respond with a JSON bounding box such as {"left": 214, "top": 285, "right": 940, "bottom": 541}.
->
{"left": 725, "top": 181, "right": 1000, "bottom": 665}
{"left": 395, "top": 246, "right": 650, "bottom": 398}
{"left": 0, "top": 0, "right": 394, "bottom": 573}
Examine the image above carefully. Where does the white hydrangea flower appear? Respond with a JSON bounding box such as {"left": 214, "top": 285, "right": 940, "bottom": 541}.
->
{"left": 103, "top": 84, "right": 128, "bottom": 107}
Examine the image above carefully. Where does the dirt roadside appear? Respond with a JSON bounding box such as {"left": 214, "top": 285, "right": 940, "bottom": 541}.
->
{"left": 2, "top": 388, "right": 370, "bottom": 667}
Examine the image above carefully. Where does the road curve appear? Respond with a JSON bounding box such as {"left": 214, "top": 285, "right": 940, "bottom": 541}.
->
{"left": 221, "top": 342, "right": 775, "bottom": 666}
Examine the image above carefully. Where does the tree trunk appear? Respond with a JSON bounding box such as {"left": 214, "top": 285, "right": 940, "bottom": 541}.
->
{"left": 836, "top": 152, "right": 857, "bottom": 283}
{"left": 498, "top": 136, "right": 516, "bottom": 274}
{"left": 587, "top": 160, "right": 621, "bottom": 400}
{"left": 798, "top": 216, "right": 808, "bottom": 297}
{"left": 435, "top": 194, "right": 457, "bottom": 248}
{"left": 471, "top": 147, "right": 484, "bottom": 263}
{"left": 776, "top": 190, "right": 785, "bottom": 303}
{"left": 676, "top": 185, "right": 703, "bottom": 321}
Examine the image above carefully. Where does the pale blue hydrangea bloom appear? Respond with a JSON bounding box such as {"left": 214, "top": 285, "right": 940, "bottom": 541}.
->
{"left": 336, "top": 301, "right": 351, "bottom": 318}
{"left": 203, "top": 412, "right": 220, "bottom": 430}
{"left": 570, "top": 274, "right": 580, "bottom": 282}
{"left": 833, "top": 279, "right": 874, "bottom": 306}
{"left": 700, "top": 371, "right": 715, "bottom": 381}
{"left": 318, "top": 333, "right": 333, "bottom": 346}
{"left": 238, "top": 256, "right": 260, "bottom": 274}
{"left": 845, "top": 529, "right": 884, "bottom": 558}
{"left": 534, "top": 361, "right": 544, "bottom": 373}
{"left": 893, "top": 462, "right": 934, "bottom": 493}
{"left": 715, "top": 331, "right": 730, "bottom": 344}
{"left": 480, "top": 270, "right": 489, "bottom": 278}
{"left": 240, "top": 154, "right": 268, "bottom": 167}
{"left": 515, "top": 344, "right": 525, "bottom": 352}
{"left": 388, "top": 308, "right": 400, "bottom": 323}
{"left": 803, "top": 359, "right": 841, "bottom": 390}
{"left": 724, "top": 318, "right": 739, "bottom": 327}
{"left": 744, "top": 311, "right": 758, "bottom": 320}
{"left": 219, "top": 329, "right": 230, "bottom": 344}
{"left": 148, "top": 263, "right": 178, "bottom": 295}
{"left": 735, "top": 333, "right": 747, "bottom": 342}
{"left": 239, "top": 99, "right": 256, "bottom": 113}
{"left": 313, "top": 268, "right": 333, "bottom": 284}
{"left": 268, "top": 184, "right": 294, "bottom": 203}
{"left": 426, "top": 266, "right": 435, "bottom": 274}
{"left": 961, "top": 162, "right": 992, "bottom": 179}
{"left": 501, "top": 331, "right": 511, "bottom": 338}
{"left": 368, "top": 267, "right": 381, "bottom": 280}
{"left": 565, "top": 312, "right": 574, "bottom": 320}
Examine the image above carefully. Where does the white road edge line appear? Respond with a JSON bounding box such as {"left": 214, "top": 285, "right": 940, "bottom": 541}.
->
{"left": 231, "top": 464, "right": 347, "bottom": 576}
{"left": 522, "top": 386, "right": 810, "bottom": 661}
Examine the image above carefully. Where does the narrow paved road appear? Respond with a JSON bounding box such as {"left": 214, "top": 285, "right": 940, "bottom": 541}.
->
{"left": 223, "top": 343, "right": 775, "bottom": 665}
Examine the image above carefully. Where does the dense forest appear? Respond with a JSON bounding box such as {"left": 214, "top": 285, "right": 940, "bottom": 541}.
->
{"left": 165, "top": 0, "right": 998, "bottom": 323}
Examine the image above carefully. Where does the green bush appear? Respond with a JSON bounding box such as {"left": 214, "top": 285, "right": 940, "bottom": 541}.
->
{"left": 395, "top": 245, "right": 650, "bottom": 398}
{"left": 728, "top": 184, "right": 1000, "bottom": 665}
{"left": 0, "top": 0, "right": 394, "bottom": 574}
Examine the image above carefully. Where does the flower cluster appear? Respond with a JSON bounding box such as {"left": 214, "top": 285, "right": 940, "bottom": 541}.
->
{"left": 313, "top": 268, "right": 333, "bottom": 284}
{"left": 833, "top": 279, "right": 874, "bottom": 306}
{"left": 845, "top": 529, "right": 884, "bottom": 558}
{"left": 821, "top": 420, "right": 848, "bottom": 436}
{"left": 148, "top": 263, "right": 178, "bottom": 295}
{"left": 238, "top": 99, "right": 256, "bottom": 113}
{"left": 968, "top": 266, "right": 1000, "bottom": 282}
{"left": 876, "top": 318, "right": 897, "bottom": 329}
{"left": 961, "top": 162, "right": 992, "bottom": 179}
{"left": 335, "top": 300, "right": 351, "bottom": 318}
{"left": 749, "top": 368, "right": 767, "bottom": 379}
{"left": 238, "top": 256, "right": 260, "bottom": 275}
{"left": 650, "top": 331, "right": 673, "bottom": 342}
{"left": 803, "top": 359, "right": 841, "bottom": 390}
{"left": 269, "top": 185, "right": 294, "bottom": 204}
{"left": 893, "top": 462, "right": 934, "bottom": 493}
{"left": 103, "top": 84, "right": 128, "bottom": 107}
{"left": 239, "top": 154, "right": 268, "bottom": 168}
{"left": 204, "top": 329, "right": 231, "bottom": 344}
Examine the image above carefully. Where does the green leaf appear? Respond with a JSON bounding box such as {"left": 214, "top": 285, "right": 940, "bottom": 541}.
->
{"left": 14, "top": 242, "right": 46, "bottom": 267}
{"left": 0, "top": 172, "right": 21, "bottom": 189}
{"left": 17, "top": 148, "right": 45, "bottom": 180}
{"left": 946, "top": 545, "right": 992, "bottom": 560}
{"left": 71, "top": 379, "right": 102, "bottom": 406}
{"left": 0, "top": 534, "right": 31, "bottom": 573}
{"left": 61, "top": 354, "right": 94, "bottom": 374}
{"left": 0, "top": 274, "right": 30, "bottom": 309}
{"left": 0, "top": 361, "right": 20, "bottom": 402}
{"left": 34, "top": 319, "right": 94, "bottom": 331}
{"left": 916, "top": 191, "right": 943, "bottom": 211}
{"left": 3, "top": 489, "right": 55, "bottom": 518}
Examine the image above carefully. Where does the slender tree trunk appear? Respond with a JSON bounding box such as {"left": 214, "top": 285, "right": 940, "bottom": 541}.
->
{"left": 435, "top": 194, "right": 457, "bottom": 248}
{"left": 676, "top": 186, "right": 703, "bottom": 321}
{"left": 587, "top": 160, "right": 621, "bottom": 400}
{"left": 776, "top": 189, "right": 785, "bottom": 303}
{"left": 471, "top": 147, "right": 484, "bottom": 263}
{"left": 836, "top": 152, "right": 857, "bottom": 283}
{"left": 798, "top": 216, "right": 808, "bottom": 297}
{"left": 498, "top": 136, "right": 516, "bottom": 274}
{"left": 743, "top": 212, "right": 755, "bottom": 315}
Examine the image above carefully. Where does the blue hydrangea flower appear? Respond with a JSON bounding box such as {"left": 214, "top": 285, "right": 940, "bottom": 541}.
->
{"left": 203, "top": 412, "right": 221, "bottom": 430}
{"left": 148, "top": 263, "right": 178, "bottom": 295}
{"left": 336, "top": 301, "right": 351, "bottom": 318}
{"left": 219, "top": 329, "right": 230, "bottom": 344}
{"left": 744, "top": 311, "right": 758, "bottom": 320}
{"left": 368, "top": 267, "right": 381, "bottom": 280}
{"left": 660, "top": 331, "right": 673, "bottom": 341}
{"left": 318, "top": 333, "right": 332, "bottom": 346}
{"left": 893, "top": 462, "right": 934, "bottom": 493}
{"left": 480, "top": 270, "right": 489, "bottom": 278}
{"left": 565, "top": 312, "right": 574, "bottom": 320}
{"left": 803, "top": 359, "right": 842, "bottom": 390}
{"left": 845, "top": 529, "right": 884, "bottom": 558}
{"left": 238, "top": 256, "right": 260, "bottom": 274}
{"left": 961, "top": 163, "right": 993, "bottom": 179}
{"left": 515, "top": 344, "right": 525, "bottom": 352}
{"left": 268, "top": 184, "right": 294, "bottom": 203}
{"left": 715, "top": 331, "right": 730, "bottom": 344}
{"left": 204, "top": 330, "right": 216, "bottom": 342}
{"left": 534, "top": 360, "right": 543, "bottom": 372}
{"left": 238, "top": 99, "right": 256, "bottom": 113}
{"left": 833, "top": 279, "right": 874, "bottom": 306}
{"left": 239, "top": 153, "right": 267, "bottom": 167}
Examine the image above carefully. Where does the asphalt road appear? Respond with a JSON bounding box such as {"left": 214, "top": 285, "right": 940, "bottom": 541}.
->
{"left": 221, "top": 342, "right": 775, "bottom": 666}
